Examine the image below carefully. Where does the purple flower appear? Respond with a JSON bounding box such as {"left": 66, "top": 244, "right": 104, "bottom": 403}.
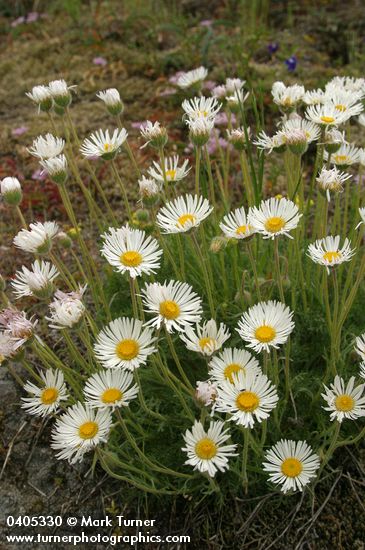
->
{"left": 285, "top": 55, "right": 297, "bottom": 72}
{"left": 214, "top": 112, "right": 237, "bottom": 126}
{"left": 26, "top": 12, "right": 40, "bottom": 23}
{"left": 203, "top": 80, "right": 217, "bottom": 91}
{"left": 200, "top": 19, "right": 213, "bottom": 27}
{"left": 32, "top": 169, "right": 47, "bottom": 181}
{"left": 268, "top": 42, "right": 279, "bottom": 54}
{"left": 93, "top": 56, "right": 107, "bottom": 66}
{"left": 12, "top": 126, "right": 28, "bottom": 137}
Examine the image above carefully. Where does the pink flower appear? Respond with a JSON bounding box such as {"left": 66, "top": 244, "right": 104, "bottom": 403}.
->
{"left": 32, "top": 168, "right": 47, "bottom": 181}
{"left": 11, "top": 16, "right": 25, "bottom": 28}
{"left": 93, "top": 56, "right": 107, "bottom": 66}
{"left": 203, "top": 80, "right": 217, "bottom": 91}
{"left": 12, "top": 126, "right": 28, "bottom": 137}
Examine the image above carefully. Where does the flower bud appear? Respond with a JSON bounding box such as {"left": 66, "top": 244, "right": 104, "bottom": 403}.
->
{"left": 26, "top": 85, "right": 53, "bottom": 112}
{"left": 40, "top": 155, "right": 68, "bottom": 185}
{"left": 96, "top": 88, "right": 124, "bottom": 116}
{"left": 195, "top": 380, "right": 217, "bottom": 406}
{"left": 49, "top": 79, "right": 74, "bottom": 108}
{"left": 226, "top": 127, "right": 250, "bottom": 151}
{"left": 56, "top": 231, "right": 73, "bottom": 249}
{"left": 140, "top": 121, "right": 168, "bottom": 149}
{"left": 210, "top": 236, "right": 228, "bottom": 253}
{"left": 1, "top": 177, "right": 22, "bottom": 206}
{"left": 188, "top": 118, "right": 214, "bottom": 147}
{"left": 285, "top": 129, "right": 308, "bottom": 155}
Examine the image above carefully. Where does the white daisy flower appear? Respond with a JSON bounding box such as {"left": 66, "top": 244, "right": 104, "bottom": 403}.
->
{"left": 316, "top": 166, "right": 351, "bottom": 202}
{"left": 271, "top": 81, "right": 305, "bottom": 109}
{"left": 281, "top": 117, "right": 321, "bottom": 143}
{"left": 355, "top": 333, "right": 365, "bottom": 361}
{"left": 225, "top": 88, "right": 250, "bottom": 111}
{"left": 195, "top": 380, "right": 218, "bottom": 406}
{"left": 325, "top": 90, "right": 364, "bottom": 118}
{"left": 100, "top": 225, "right": 162, "bottom": 278}
{"left": 324, "top": 142, "right": 361, "bottom": 167}
{"left": 141, "top": 280, "right": 203, "bottom": 333}
{"left": 182, "top": 96, "right": 221, "bottom": 121}
{"left": 176, "top": 66, "right": 208, "bottom": 89}
{"left": 180, "top": 319, "right": 231, "bottom": 356}
{"left": 237, "top": 300, "right": 294, "bottom": 353}
{"left": 182, "top": 420, "right": 237, "bottom": 477}
{"left": 94, "top": 317, "right": 156, "bottom": 371}
{"left": 11, "top": 260, "right": 59, "bottom": 299}
{"left": 214, "top": 370, "right": 278, "bottom": 428}
{"left": 303, "top": 88, "right": 326, "bottom": 105}
{"left": 305, "top": 103, "right": 350, "bottom": 126}
{"left": 225, "top": 77, "right": 246, "bottom": 94}
{"left": 51, "top": 402, "right": 112, "bottom": 464}
{"left": 13, "top": 221, "right": 59, "bottom": 255}
{"left": 46, "top": 287, "right": 86, "bottom": 330}
{"left": 326, "top": 76, "right": 365, "bottom": 96}
{"left": 263, "top": 439, "right": 320, "bottom": 493}
{"left": 84, "top": 369, "right": 139, "bottom": 409}
{"left": 48, "top": 79, "right": 76, "bottom": 107}
{"left": 322, "top": 375, "right": 365, "bottom": 422}
{"left": 28, "top": 133, "right": 65, "bottom": 160}
{"left": 307, "top": 236, "right": 355, "bottom": 273}
{"left": 220, "top": 207, "right": 255, "bottom": 240}
{"left": 148, "top": 154, "right": 190, "bottom": 183}
{"left": 21, "top": 369, "right": 68, "bottom": 417}
{"left": 26, "top": 85, "right": 53, "bottom": 111}
{"left": 140, "top": 120, "right": 168, "bottom": 149}
{"left": 359, "top": 362, "right": 365, "bottom": 379}
{"left": 39, "top": 154, "right": 68, "bottom": 184}
{"left": 254, "top": 130, "right": 286, "bottom": 152}
{"left": 96, "top": 88, "right": 123, "bottom": 115}
{"left": 80, "top": 128, "right": 128, "bottom": 160}
{"left": 248, "top": 197, "right": 301, "bottom": 240}
{"left": 209, "top": 347, "right": 261, "bottom": 385}
{"left": 157, "top": 194, "right": 213, "bottom": 234}
{"left": 1, "top": 177, "right": 22, "bottom": 206}
{"left": 187, "top": 117, "right": 215, "bottom": 147}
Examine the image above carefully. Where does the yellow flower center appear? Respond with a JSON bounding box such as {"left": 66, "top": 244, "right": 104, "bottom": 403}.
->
{"left": 236, "top": 390, "right": 259, "bottom": 412}
{"left": 333, "top": 155, "right": 348, "bottom": 163}
{"left": 115, "top": 339, "right": 139, "bottom": 360}
{"left": 264, "top": 216, "right": 285, "bottom": 233}
{"left": 335, "top": 394, "right": 354, "bottom": 412}
{"left": 165, "top": 169, "right": 177, "bottom": 180}
{"left": 281, "top": 457, "right": 303, "bottom": 478}
{"left": 177, "top": 213, "right": 196, "bottom": 227}
{"left": 101, "top": 388, "right": 123, "bottom": 404}
{"left": 255, "top": 325, "right": 276, "bottom": 343}
{"left": 224, "top": 363, "right": 243, "bottom": 383}
{"left": 159, "top": 300, "right": 180, "bottom": 320}
{"left": 335, "top": 104, "right": 347, "bottom": 112}
{"left": 103, "top": 143, "right": 112, "bottom": 151}
{"left": 323, "top": 251, "right": 341, "bottom": 263}
{"left": 320, "top": 116, "right": 335, "bottom": 124}
{"left": 41, "top": 387, "right": 59, "bottom": 405}
{"left": 197, "top": 110, "right": 208, "bottom": 117}
{"left": 236, "top": 224, "right": 251, "bottom": 235}
{"left": 120, "top": 250, "right": 142, "bottom": 267}
{"left": 195, "top": 437, "right": 217, "bottom": 459}
{"left": 79, "top": 421, "right": 99, "bottom": 440}
{"left": 199, "top": 337, "right": 216, "bottom": 350}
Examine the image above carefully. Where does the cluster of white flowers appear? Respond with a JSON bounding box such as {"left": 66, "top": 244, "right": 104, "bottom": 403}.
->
{"left": 2, "top": 65, "right": 365, "bottom": 494}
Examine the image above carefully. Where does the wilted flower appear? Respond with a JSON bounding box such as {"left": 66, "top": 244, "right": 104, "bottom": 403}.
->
{"left": 46, "top": 286, "right": 86, "bottom": 329}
